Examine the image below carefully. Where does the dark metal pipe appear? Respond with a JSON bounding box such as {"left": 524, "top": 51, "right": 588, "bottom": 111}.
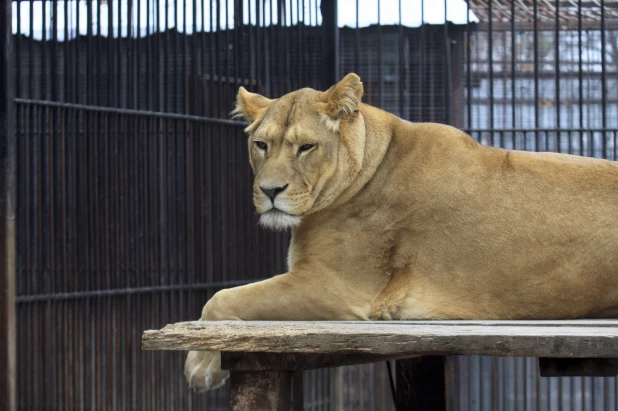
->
{"left": 0, "top": 0, "right": 16, "bottom": 409}
{"left": 601, "top": 0, "right": 607, "bottom": 158}
{"left": 14, "top": 98, "right": 247, "bottom": 127}
{"left": 511, "top": 0, "right": 516, "bottom": 136}
{"left": 320, "top": 0, "right": 338, "bottom": 90}
{"left": 488, "top": 0, "right": 494, "bottom": 144}
{"left": 443, "top": 0, "right": 452, "bottom": 126}
{"left": 533, "top": 0, "right": 539, "bottom": 150}
{"left": 554, "top": 0, "right": 560, "bottom": 151}
{"left": 466, "top": 0, "right": 471, "bottom": 128}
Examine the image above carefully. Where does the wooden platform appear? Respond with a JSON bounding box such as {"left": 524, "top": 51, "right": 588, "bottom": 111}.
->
{"left": 142, "top": 320, "right": 618, "bottom": 410}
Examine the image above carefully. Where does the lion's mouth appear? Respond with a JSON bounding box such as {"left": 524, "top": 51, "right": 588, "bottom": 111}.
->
{"left": 259, "top": 209, "right": 302, "bottom": 230}
{"left": 264, "top": 207, "right": 292, "bottom": 215}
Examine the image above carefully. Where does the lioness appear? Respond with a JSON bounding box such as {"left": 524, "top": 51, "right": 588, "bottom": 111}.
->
{"left": 185, "top": 73, "right": 618, "bottom": 391}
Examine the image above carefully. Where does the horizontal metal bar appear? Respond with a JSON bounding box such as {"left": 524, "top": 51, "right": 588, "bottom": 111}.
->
{"left": 15, "top": 280, "right": 256, "bottom": 303}
{"left": 466, "top": 128, "right": 616, "bottom": 133}
{"left": 14, "top": 98, "right": 248, "bottom": 128}
{"left": 475, "top": 20, "right": 618, "bottom": 31}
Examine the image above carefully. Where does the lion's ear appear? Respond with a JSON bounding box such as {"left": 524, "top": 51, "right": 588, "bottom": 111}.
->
{"left": 232, "top": 87, "right": 273, "bottom": 123}
{"left": 321, "top": 73, "right": 363, "bottom": 119}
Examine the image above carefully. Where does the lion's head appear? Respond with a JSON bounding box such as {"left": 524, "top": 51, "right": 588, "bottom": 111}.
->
{"left": 232, "top": 73, "right": 367, "bottom": 230}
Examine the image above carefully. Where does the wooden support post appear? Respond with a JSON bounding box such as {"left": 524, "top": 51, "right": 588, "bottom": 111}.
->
{"left": 229, "top": 370, "right": 303, "bottom": 411}
{"left": 395, "top": 356, "right": 447, "bottom": 411}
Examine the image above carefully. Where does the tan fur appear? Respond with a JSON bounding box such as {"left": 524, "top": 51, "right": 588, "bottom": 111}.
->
{"left": 185, "top": 74, "right": 618, "bottom": 390}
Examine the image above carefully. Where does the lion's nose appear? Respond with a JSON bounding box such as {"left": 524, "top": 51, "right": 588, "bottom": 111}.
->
{"left": 260, "top": 184, "right": 289, "bottom": 202}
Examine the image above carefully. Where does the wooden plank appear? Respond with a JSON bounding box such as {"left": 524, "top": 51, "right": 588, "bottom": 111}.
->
{"left": 221, "top": 351, "right": 418, "bottom": 371}
{"left": 229, "top": 370, "right": 302, "bottom": 411}
{"left": 539, "top": 358, "right": 618, "bottom": 377}
{"left": 142, "top": 321, "right": 618, "bottom": 358}
{"left": 396, "top": 356, "right": 447, "bottom": 411}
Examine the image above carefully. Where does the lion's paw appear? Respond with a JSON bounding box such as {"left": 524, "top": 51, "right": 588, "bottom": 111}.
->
{"left": 184, "top": 350, "right": 230, "bottom": 392}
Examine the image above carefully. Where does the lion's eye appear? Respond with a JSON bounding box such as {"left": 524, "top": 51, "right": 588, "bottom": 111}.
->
{"left": 255, "top": 141, "right": 267, "bottom": 151}
{"left": 298, "top": 144, "right": 315, "bottom": 154}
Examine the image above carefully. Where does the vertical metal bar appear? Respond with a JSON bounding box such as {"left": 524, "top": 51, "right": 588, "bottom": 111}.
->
{"left": 214, "top": 0, "right": 222, "bottom": 117}
{"left": 136, "top": 0, "right": 142, "bottom": 109}
{"left": 555, "top": 0, "right": 560, "bottom": 148}
{"left": 224, "top": 0, "right": 231, "bottom": 104}
{"left": 355, "top": 0, "right": 360, "bottom": 79}
{"left": 277, "top": 0, "right": 285, "bottom": 95}
{"left": 28, "top": 0, "right": 34, "bottom": 99}
{"left": 63, "top": 0, "right": 69, "bottom": 102}
{"left": 107, "top": 0, "right": 114, "bottom": 107}
{"left": 287, "top": 0, "right": 293, "bottom": 89}
{"left": 296, "top": 0, "right": 303, "bottom": 88}
{"left": 320, "top": 0, "right": 338, "bottom": 90}
{"left": 578, "top": 0, "right": 584, "bottom": 155}
{"left": 164, "top": 0, "right": 170, "bottom": 112}
{"left": 185, "top": 119, "right": 195, "bottom": 410}
{"left": 34, "top": 104, "right": 43, "bottom": 408}
{"left": 511, "top": 0, "right": 516, "bottom": 134}
{"left": 444, "top": 0, "right": 452, "bottom": 125}
{"left": 128, "top": 114, "right": 137, "bottom": 409}
{"left": 14, "top": 0, "right": 20, "bottom": 99}
{"left": 75, "top": 0, "right": 82, "bottom": 103}
{"left": 420, "top": 0, "right": 425, "bottom": 121}
{"left": 68, "top": 107, "right": 77, "bottom": 411}
{"left": 533, "top": 0, "right": 539, "bottom": 150}
{"left": 488, "top": 0, "right": 494, "bottom": 143}
{"left": 0, "top": 0, "right": 16, "bottom": 409}
{"left": 146, "top": 0, "right": 152, "bottom": 111}
{"left": 18, "top": 103, "right": 29, "bottom": 411}
{"left": 398, "top": 0, "right": 404, "bottom": 119}
{"left": 42, "top": 0, "right": 47, "bottom": 100}
{"left": 50, "top": 0, "right": 58, "bottom": 101}
{"left": 48, "top": 106, "right": 58, "bottom": 409}
{"left": 138, "top": 115, "right": 147, "bottom": 411}
{"left": 466, "top": 0, "right": 471, "bottom": 129}
{"left": 148, "top": 115, "right": 157, "bottom": 411}
{"left": 600, "top": 0, "right": 607, "bottom": 158}
{"left": 190, "top": 0, "right": 198, "bottom": 115}
{"left": 156, "top": 0, "right": 162, "bottom": 111}
{"left": 377, "top": 0, "right": 383, "bottom": 109}
{"left": 101, "top": 113, "right": 110, "bottom": 411}
{"left": 174, "top": 0, "right": 180, "bottom": 112}
{"left": 96, "top": 0, "right": 102, "bottom": 106}
{"left": 255, "top": 0, "right": 262, "bottom": 95}
{"left": 86, "top": 0, "right": 92, "bottom": 104}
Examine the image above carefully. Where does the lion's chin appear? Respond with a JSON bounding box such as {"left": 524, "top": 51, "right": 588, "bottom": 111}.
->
{"left": 259, "top": 210, "right": 302, "bottom": 231}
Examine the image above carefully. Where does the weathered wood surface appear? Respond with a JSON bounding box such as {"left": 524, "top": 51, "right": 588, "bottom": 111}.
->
{"left": 141, "top": 320, "right": 618, "bottom": 358}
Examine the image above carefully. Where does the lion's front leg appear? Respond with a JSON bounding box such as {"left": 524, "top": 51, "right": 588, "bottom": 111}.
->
{"left": 185, "top": 272, "right": 368, "bottom": 391}
{"left": 184, "top": 287, "right": 241, "bottom": 391}
{"left": 184, "top": 350, "right": 229, "bottom": 391}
